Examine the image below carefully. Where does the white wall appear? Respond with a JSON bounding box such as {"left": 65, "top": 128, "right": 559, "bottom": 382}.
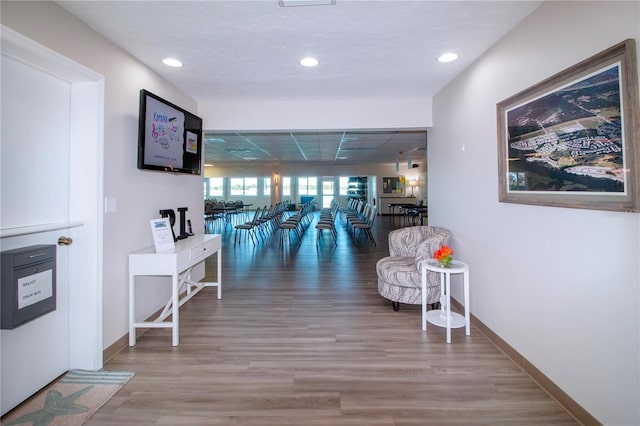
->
{"left": 1, "top": 1, "right": 204, "bottom": 348}
{"left": 429, "top": 2, "right": 639, "bottom": 424}
{"left": 199, "top": 98, "right": 432, "bottom": 131}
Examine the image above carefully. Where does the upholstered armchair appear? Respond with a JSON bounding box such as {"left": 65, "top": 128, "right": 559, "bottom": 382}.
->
{"left": 376, "top": 226, "right": 452, "bottom": 311}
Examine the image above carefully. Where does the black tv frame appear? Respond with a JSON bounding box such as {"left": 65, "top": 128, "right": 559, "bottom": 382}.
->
{"left": 137, "top": 89, "right": 203, "bottom": 175}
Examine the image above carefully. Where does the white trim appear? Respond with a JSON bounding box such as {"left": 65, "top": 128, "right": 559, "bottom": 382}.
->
{"left": 0, "top": 222, "right": 84, "bottom": 238}
{"left": 1, "top": 25, "right": 105, "bottom": 371}
{"left": 1, "top": 26, "right": 99, "bottom": 83}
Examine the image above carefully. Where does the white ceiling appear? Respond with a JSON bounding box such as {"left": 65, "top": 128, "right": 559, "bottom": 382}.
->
{"left": 56, "top": 0, "right": 541, "bottom": 165}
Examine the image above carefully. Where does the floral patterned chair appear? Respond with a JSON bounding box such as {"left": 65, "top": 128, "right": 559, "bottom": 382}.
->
{"left": 376, "top": 226, "right": 452, "bottom": 311}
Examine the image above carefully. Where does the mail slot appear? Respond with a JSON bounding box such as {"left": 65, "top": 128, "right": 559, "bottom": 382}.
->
{"left": 1, "top": 245, "right": 56, "bottom": 329}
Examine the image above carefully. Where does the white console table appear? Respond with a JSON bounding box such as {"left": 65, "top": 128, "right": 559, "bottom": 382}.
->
{"left": 128, "top": 234, "right": 222, "bottom": 346}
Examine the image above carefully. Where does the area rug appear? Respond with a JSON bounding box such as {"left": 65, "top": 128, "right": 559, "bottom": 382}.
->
{"left": 2, "top": 369, "right": 134, "bottom": 426}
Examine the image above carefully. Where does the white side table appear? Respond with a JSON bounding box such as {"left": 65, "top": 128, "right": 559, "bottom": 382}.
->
{"left": 420, "top": 259, "right": 470, "bottom": 343}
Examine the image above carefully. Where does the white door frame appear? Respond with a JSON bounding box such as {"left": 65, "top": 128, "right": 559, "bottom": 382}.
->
{"left": 321, "top": 177, "right": 335, "bottom": 209}
{"left": 1, "top": 26, "right": 105, "bottom": 370}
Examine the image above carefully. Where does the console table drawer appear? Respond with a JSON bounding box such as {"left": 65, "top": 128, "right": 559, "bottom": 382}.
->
{"left": 189, "top": 237, "right": 220, "bottom": 264}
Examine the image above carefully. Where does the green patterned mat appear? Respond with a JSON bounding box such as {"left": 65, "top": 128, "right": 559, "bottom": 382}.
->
{"left": 2, "top": 369, "right": 134, "bottom": 426}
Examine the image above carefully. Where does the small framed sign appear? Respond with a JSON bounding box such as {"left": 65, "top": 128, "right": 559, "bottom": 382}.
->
{"left": 150, "top": 218, "right": 176, "bottom": 252}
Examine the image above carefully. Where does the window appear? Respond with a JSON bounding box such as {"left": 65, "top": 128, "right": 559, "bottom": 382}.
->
{"left": 244, "top": 177, "right": 257, "bottom": 196}
{"left": 230, "top": 177, "right": 257, "bottom": 196}
{"left": 230, "top": 178, "right": 243, "bottom": 196}
{"left": 264, "top": 177, "right": 271, "bottom": 196}
{"left": 339, "top": 176, "right": 349, "bottom": 195}
{"left": 299, "top": 177, "right": 307, "bottom": 195}
{"left": 298, "top": 176, "right": 317, "bottom": 195}
{"left": 205, "top": 177, "right": 224, "bottom": 198}
{"left": 282, "top": 176, "right": 291, "bottom": 197}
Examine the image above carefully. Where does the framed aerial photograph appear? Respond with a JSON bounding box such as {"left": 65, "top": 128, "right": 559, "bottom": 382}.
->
{"left": 497, "top": 39, "right": 639, "bottom": 212}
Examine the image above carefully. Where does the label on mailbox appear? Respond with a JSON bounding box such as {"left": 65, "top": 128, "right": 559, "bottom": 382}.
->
{"left": 18, "top": 269, "right": 53, "bottom": 309}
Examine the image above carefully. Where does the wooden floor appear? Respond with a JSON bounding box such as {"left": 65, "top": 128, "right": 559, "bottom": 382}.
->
{"left": 91, "top": 210, "right": 578, "bottom": 425}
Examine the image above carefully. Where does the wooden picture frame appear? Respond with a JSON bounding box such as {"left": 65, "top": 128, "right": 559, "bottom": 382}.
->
{"left": 497, "top": 39, "right": 639, "bottom": 212}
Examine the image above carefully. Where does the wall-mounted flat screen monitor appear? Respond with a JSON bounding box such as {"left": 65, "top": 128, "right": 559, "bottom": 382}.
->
{"left": 137, "top": 89, "right": 203, "bottom": 175}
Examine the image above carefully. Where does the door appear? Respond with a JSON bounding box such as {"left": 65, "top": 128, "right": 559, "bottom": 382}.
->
{"left": 0, "top": 27, "right": 104, "bottom": 415}
{"left": 0, "top": 53, "right": 73, "bottom": 414}
{"left": 322, "top": 178, "right": 335, "bottom": 209}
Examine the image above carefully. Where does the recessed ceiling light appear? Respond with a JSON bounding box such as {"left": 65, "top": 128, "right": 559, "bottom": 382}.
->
{"left": 162, "top": 58, "right": 183, "bottom": 67}
{"left": 438, "top": 53, "right": 458, "bottom": 63}
{"left": 204, "top": 163, "right": 213, "bottom": 167}
{"left": 300, "top": 57, "right": 319, "bottom": 67}
{"left": 279, "top": 0, "right": 335, "bottom": 6}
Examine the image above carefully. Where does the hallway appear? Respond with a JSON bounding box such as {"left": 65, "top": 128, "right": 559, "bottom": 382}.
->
{"left": 94, "top": 211, "right": 577, "bottom": 424}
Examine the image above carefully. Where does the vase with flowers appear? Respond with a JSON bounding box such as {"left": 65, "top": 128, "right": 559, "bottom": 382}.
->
{"left": 434, "top": 245, "right": 454, "bottom": 268}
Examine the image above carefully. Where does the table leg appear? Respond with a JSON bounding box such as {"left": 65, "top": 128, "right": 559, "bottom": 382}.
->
{"left": 185, "top": 268, "right": 192, "bottom": 297}
{"left": 464, "top": 270, "right": 470, "bottom": 336}
{"left": 129, "top": 272, "right": 136, "bottom": 346}
{"left": 439, "top": 271, "right": 446, "bottom": 313}
{"left": 445, "top": 272, "right": 451, "bottom": 344}
{"left": 172, "top": 273, "right": 179, "bottom": 346}
{"left": 217, "top": 249, "right": 222, "bottom": 299}
{"left": 421, "top": 266, "right": 427, "bottom": 331}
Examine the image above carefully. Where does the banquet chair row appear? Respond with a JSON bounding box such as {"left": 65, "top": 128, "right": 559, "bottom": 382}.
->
{"left": 342, "top": 199, "right": 377, "bottom": 245}
{"left": 279, "top": 201, "right": 314, "bottom": 246}
{"left": 233, "top": 201, "right": 289, "bottom": 245}
{"left": 315, "top": 199, "right": 340, "bottom": 245}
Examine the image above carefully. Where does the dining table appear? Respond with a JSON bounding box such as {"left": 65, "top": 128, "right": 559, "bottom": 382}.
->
{"left": 387, "top": 202, "right": 421, "bottom": 226}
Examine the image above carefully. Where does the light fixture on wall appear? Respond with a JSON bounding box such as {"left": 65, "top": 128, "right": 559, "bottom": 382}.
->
{"left": 408, "top": 179, "right": 417, "bottom": 196}
{"left": 274, "top": 173, "right": 279, "bottom": 186}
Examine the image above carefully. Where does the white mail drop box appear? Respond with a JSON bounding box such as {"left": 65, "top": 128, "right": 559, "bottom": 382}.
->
{"left": 1, "top": 245, "right": 56, "bottom": 329}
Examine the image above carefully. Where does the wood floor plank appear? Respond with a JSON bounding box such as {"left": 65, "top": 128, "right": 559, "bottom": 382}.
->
{"left": 88, "top": 211, "right": 578, "bottom": 425}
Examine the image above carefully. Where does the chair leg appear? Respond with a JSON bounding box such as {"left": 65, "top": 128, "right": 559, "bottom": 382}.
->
{"left": 366, "top": 229, "right": 376, "bottom": 246}
{"left": 392, "top": 301, "right": 400, "bottom": 312}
